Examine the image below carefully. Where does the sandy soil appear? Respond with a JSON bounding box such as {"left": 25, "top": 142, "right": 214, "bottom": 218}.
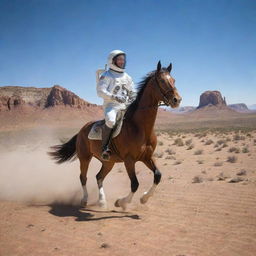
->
{"left": 0, "top": 127, "right": 256, "bottom": 256}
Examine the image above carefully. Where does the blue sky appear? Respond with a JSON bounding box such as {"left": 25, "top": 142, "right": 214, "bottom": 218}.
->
{"left": 0, "top": 0, "right": 255, "bottom": 106}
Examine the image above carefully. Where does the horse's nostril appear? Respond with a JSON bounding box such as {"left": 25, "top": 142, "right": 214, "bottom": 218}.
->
{"left": 173, "top": 98, "right": 178, "bottom": 103}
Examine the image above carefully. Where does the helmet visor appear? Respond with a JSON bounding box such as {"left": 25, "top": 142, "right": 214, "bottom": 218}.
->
{"left": 113, "top": 54, "right": 126, "bottom": 69}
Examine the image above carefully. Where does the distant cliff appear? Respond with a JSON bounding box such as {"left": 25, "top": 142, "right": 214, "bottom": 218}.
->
{"left": 0, "top": 85, "right": 98, "bottom": 111}
{"left": 197, "top": 90, "right": 227, "bottom": 109}
{"left": 228, "top": 103, "right": 249, "bottom": 112}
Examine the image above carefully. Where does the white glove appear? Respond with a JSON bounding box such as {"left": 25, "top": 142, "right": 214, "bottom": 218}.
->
{"left": 112, "top": 95, "right": 126, "bottom": 103}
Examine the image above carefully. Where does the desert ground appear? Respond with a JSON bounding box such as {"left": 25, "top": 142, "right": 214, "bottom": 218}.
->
{"left": 0, "top": 113, "right": 256, "bottom": 256}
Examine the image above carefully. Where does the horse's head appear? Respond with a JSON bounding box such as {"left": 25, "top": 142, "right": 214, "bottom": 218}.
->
{"left": 153, "top": 61, "right": 182, "bottom": 108}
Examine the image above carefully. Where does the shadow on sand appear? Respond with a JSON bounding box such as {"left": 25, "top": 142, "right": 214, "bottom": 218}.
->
{"left": 48, "top": 203, "right": 141, "bottom": 222}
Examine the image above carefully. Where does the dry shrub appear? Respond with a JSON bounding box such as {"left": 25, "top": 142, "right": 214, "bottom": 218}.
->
{"left": 153, "top": 152, "right": 164, "bottom": 158}
{"left": 165, "top": 148, "right": 176, "bottom": 155}
{"left": 233, "top": 134, "right": 246, "bottom": 141}
{"left": 217, "top": 139, "right": 226, "bottom": 145}
{"left": 165, "top": 155, "right": 176, "bottom": 160}
{"left": 242, "top": 147, "right": 249, "bottom": 153}
{"left": 158, "top": 140, "right": 164, "bottom": 146}
{"left": 174, "top": 160, "right": 182, "bottom": 165}
{"left": 185, "top": 139, "right": 193, "bottom": 146}
{"left": 228, "top": 177, "right": 244, "bottom": 183}
{"left": 217, "top": 172, "right": 228, "bottom": 181}
{"left": 237, "top": 169, "right": 247, "bottom": 176}
{"left": 229, "top": 147, "right": 240, "bottom": 153}
{"left": 192, "top": 176, "right": 203, "bottom": 183}
{"left": 173, "top": 138, "right": 184, "bottom": 146}
{"left": 205, "top": 139, "right": 213, "bottom": 145}
{"left": 214, "top": 161, "right": 223, "bottom": 167}
{"left": 187, "top": 144, "right": 194, "bottom": 150}
{"left": 194, "top": 149, "right": 203, "bottom": 155}
{"left": 227, "top": 155, "right": 238, "bottom": 163}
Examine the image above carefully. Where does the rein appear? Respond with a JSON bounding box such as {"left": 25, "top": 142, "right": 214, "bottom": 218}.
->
{"left": 135, "top": 74, "right": 173, "bottom": 110}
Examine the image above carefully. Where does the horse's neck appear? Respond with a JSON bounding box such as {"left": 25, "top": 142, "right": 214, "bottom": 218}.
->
{"left": 133, "top": 79, "right": 159, "bottom": 137}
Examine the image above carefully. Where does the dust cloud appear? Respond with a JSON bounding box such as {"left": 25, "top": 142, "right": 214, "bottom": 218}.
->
{"left": 0, "top": 127, "right": 130, "bottom": 207}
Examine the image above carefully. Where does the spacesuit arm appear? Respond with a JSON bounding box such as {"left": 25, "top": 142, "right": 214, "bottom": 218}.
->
{"left": 96, "top": 75, "right": 113, "bottom": 101}
{"left": 128, "top": 78, "right": 138, "bottom": 103}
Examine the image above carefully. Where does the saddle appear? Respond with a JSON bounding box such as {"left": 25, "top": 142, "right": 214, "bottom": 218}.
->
{"left": 88, "top": 110, "right": 126, "bottom": 140}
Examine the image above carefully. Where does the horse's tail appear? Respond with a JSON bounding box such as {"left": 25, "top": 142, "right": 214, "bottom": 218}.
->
{"left": 47, "top": 134, "right": 78, "bottom": 164}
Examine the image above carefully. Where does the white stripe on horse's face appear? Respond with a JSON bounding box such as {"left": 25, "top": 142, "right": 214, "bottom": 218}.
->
{"left": 165, "top": 74, "right": 171, "bottom": 80}
{"left": 164, "top": 74, "right": 175, "bottom": 89}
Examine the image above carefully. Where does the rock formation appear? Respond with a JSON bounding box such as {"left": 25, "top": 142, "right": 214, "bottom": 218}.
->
{"left": 0, "top": 85, "right": 98, "bottom": 111}
{"left": 197, "top": 90, "right": 227, "bottom": 109}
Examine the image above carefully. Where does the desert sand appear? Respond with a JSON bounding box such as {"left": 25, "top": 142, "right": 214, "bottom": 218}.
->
{"left": 0, "top": 116, "right": 256, "bottom": 256}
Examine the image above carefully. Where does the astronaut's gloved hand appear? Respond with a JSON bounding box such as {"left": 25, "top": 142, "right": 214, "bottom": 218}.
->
{"left": 112, "top": 95, "right": 126, "bottom": 103}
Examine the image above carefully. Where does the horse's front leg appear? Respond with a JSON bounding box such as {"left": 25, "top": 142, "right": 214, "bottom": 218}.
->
{"left": 140, "top": 157, "right": 161, "bottom": 204}
{"left": 115, "top": 159, "right": 139, "bottom": 211}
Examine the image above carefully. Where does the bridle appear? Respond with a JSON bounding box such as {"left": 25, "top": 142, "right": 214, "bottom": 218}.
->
{"left": 136, "top": 73, "right": 174, "bottom": 110}
{"left": 154, "top": 74, "right": 174, "bottom": 107}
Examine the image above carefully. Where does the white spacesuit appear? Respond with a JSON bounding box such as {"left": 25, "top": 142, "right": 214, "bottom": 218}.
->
{"left": 96, "top": 49, "right": 137, "bottom": 160}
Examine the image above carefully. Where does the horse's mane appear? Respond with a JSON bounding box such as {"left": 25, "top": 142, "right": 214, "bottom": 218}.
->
{"left": 124, "top": 68, "right": 168, "bottom": 120}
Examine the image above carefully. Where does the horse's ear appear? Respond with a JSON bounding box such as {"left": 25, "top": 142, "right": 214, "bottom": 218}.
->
{"left": 167, "top": 62, "right": 172, "bottom": 73}
{"left": 157, "top": 61, "right": 161, "bottom": 72}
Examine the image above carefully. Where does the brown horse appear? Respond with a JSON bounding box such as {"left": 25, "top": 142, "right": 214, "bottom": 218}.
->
{"left": 47, "top": 61, "right": 182, "bottom": 210}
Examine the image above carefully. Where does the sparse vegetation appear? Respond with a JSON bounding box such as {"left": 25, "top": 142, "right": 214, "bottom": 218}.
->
{"left": 174, "top": 160, "right": 182, "bottom": 165}
{"left": 194, "top": 149, "right": 203, "bottom": 155}
{"left": 153, "top": 152, "right": 164, "bottom": 158}
{"left": 173, "top": 138, "right": 184, "bottom": 146}
{"left": 228, "top": 176, "right": 244, "bottom": 183}
{"left": 227, "top": 155, "right": 238, "bottom": 163}
{"left": 165, "top": 148, "right": 176, "bottom": 155}
{"left": 217, "top": 172, "right": 228, "bottom": 181}
{"left": 158, "top": 140, "right": 164, "bottom": 146}
{"left": 165, "top": 155, "right": 176, "bottom": 160}
{"left": 233, "top": 134, "right": 246, "bottom": 141}
{"left": 217, "top": 139, "right": 226, "bottom": 145}
{"left": 205, "top": 139, "right": 213, "bottom": 145}
{"left": 197, "top": 160, "right": 204, "bottom": 164}
{"left": 242, "top": 147, "right": 249, "bottom": 153}
{"left": 187, "top": 144, "right": 194, "bottom": 150}
{"left": 185, "top": 139, "right": 193, "bottom": 146}
{"left": 214, "top": 161, "right": 223, "bottom": 167}
{"left": 222, "top": 143, "right": 228, "bottom": 148}
{"left": 192, "top": 176, "right": 203, "bottom": 183}
{"left": 229, "top": 147, "right": 240, "bottom": 153}
{"left": 237, "top": 169, "right": 247, "bottom": 176}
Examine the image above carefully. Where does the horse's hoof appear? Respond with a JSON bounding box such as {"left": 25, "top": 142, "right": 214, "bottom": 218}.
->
{"left": 81, "top": 199, "right": 87, "bottom": 207}
{"left": 98, "top": 200, "right": 108, "bottom": 209}
{"left": 140, "top": 194, "right": 149, "bottom": 204}
{"left": 115, "top": 199, "right": 127, "bottom": 211}
{"left": 114, "top": 199, "right": 120, "bottom": 207}
{"left": 140, "top": 197, "right": 146, "bottom": 204}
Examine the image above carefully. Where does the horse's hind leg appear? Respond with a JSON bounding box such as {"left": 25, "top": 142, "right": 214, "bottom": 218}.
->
{"left": 96, "top": 161, "right": 115, "bottom": 209}
{"left": 140, "top": 157, "right": 161, "bottom": 204}
{"left": 115, "top": 159, "right": 139, "bottom": 211}
{"left": 79, "top": 156, "right": 92, "bottom": 207}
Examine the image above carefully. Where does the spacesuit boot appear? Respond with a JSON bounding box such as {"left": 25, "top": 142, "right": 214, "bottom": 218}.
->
{"left": 101, "top": 123, "right": 113, "bottom": 160}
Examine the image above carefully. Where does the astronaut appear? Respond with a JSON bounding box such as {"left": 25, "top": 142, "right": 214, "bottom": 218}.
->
{"left": 96, "top": 49, "right": 137, "bottom": 160}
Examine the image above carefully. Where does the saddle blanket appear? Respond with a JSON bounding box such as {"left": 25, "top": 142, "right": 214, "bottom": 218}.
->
{"left": 88, "top": 110, "right": 125, "bottom": 140}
